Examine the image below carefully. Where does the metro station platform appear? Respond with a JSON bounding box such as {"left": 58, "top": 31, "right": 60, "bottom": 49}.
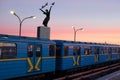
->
{"left": 96, "top": 70, "right": 120, "bottom": 80}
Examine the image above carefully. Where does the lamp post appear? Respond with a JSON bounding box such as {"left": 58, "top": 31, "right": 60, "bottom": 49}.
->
{"left": 72, "top": 26, "right": 83, "bottom": 42}
{"left": 10, "top": 11, "right": 36, "bottom": 37}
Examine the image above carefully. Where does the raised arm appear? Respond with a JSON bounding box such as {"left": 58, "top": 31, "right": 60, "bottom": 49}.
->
{"left": 40, "top": 8, "right": 46, "bottom": 13}
{"left": 49, "top": 6, "right": 53, "bottom": 12}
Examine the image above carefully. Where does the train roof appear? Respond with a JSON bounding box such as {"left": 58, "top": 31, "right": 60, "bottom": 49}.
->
{"left": 54, "top": 40, "right": 120, "bottom": 47}
{"left": 0, "top": 34, "right": 119, "bottom": 47}
{"left": 0, "top": 34, "right": 55, "bottom": 44}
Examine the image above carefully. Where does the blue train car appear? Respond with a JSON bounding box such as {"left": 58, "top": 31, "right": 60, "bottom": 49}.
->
{"left": 54, "top": 40, "right": 97, "bottom": 70}
{"left": 111, "top": 47, "right": 120, "bottom": 60}
{"left": 80, "top": 43, "right": 96, "bottom": 66}
{"left": 0, "top": 34, "right": 56, "bottom": 79}
{"left": 0, "top": 34, "right": 120, "bottom": 79}
{"left": 98, "top": 44, "right": 120, "bottom": 63}
{"left": 54, "top": 40, "right": 120, "bottom": 71}
{"left": 55, "top": 40, "right": 82, "bottom": 70}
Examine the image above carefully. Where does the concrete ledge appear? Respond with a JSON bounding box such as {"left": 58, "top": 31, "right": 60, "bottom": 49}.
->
{"left": 37, "top": 26, "right": 50, "bottom": 39}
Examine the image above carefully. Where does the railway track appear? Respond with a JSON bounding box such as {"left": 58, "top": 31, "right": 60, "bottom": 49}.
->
{"left": 54, "top": 62, "right": 120, "bottom": 80}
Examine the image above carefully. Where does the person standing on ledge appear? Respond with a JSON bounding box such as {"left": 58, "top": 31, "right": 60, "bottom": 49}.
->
{"left": 40, "top": 2, "right": 55, "bottom": 27}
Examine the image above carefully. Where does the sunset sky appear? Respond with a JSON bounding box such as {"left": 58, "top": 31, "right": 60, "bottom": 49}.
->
{"left": 0, "top": 0, "right": 120, "bottom": 44}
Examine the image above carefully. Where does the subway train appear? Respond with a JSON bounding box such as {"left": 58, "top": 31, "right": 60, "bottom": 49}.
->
{"left": 0, "top": 34, "right": 120, "bottom": 79}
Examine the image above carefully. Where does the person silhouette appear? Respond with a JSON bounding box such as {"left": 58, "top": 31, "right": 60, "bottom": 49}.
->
{"left": 40, "top": 6, "right": 52, "bottom": 27}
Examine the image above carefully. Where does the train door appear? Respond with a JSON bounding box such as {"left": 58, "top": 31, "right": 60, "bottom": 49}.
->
{"left": 108, "top": 47, "right": 112, "bottom": 60}
{"left": 94, "top": 47, "right": 100, "bottom": 62}
{"left": 73, "top": 46, "right": 81, "bottom": 66}
{"left": 27, "top": 44, "right": 42, "bottom": 72}
{"left": 118, "top": 48, "right": 120, "bottom": 59}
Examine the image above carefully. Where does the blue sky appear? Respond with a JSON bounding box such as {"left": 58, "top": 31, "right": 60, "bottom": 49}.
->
{"left": 0, "top": 0, "right": 120, "bottom": 44}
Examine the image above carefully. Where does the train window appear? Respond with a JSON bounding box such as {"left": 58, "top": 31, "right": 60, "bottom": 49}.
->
{"left": 64, "top": 46, "right": 68, "bottom": 56}
{"left": 0, "top": 49, "right": 1, "bottom": 58}
{"left": 112, "top": 48, "right": 117, "bottom": 53}
{"left": 28, "top": 45, "right": 33, "bottom": 57}
{"left": 73, "top": 46, "right": 80, "bottom": 56}
{"left": 36, "top": 46, "right": 41, "bottom": 57}
{"left": 84, "top": 46, "right": 91, "bottom": 55}
{"left": 102, "top": 47, "right": 107, "bottom": 54}
{"left": 0, "top": 42, "right": 17, "bottom": 59}
{"left": 108, "top": 47, "right": 112, "bottom": 54}
{"left": 56, "top": 45, "right": 61, "bottom": 56}
{"left": 49, "top": 45, "right": 55, "bottom": 56}
{"left": 118, "top": 48, "right": 120, "bottom": 53}
{"left": 94, "top": 47, "right": 100, "bottom": 54}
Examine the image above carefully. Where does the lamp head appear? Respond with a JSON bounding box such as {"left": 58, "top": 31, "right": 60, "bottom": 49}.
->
{"left": 31, "top": 16, "right": 36, "bottom": 19}
{"left": 10, "top": 11, "right": 15, "bottom": 15}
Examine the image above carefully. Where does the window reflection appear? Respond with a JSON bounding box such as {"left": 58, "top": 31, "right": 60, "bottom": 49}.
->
{"left": 84, "top": 46, "right": 91, "bottom": 55}
{"left": 0, "top": 42, "right": 17, "bottom": 59}
{"left": 28, "top": 45, "right": 33, "bottom": 57}
{"left": 73, "top": 46, "right": 80, "bottom": 56}
{"left": 36, "top": 46, "right": 41, "bottom": 57}
{"left": 49, "top": 45, "right": 55, "bottom": 56}
{"left": 64, "top": 46, "right": 68, "bottom": 56}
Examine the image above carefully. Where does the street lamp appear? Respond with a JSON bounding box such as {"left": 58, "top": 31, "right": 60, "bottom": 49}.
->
{"left": 72, "top": 26, "right": 83, "bottom": 42}
{"left": 10, "top": 10, "right": 36, "bottom": 37}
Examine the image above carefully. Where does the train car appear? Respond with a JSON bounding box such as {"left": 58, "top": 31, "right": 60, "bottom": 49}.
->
{"left": 0, "top": 34, "right": 56, "bottom": 79}
{"left": 0, "top": 33, "right": 120, "bottom": 79}
{"left": 98, "top": 44, "right": 120, "bottom": 63}
{"left": 54, "top": 40, "right": 120, "bottom": 72}
{"left": 55, "top": 40, "right": 82, "bottom": 71}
